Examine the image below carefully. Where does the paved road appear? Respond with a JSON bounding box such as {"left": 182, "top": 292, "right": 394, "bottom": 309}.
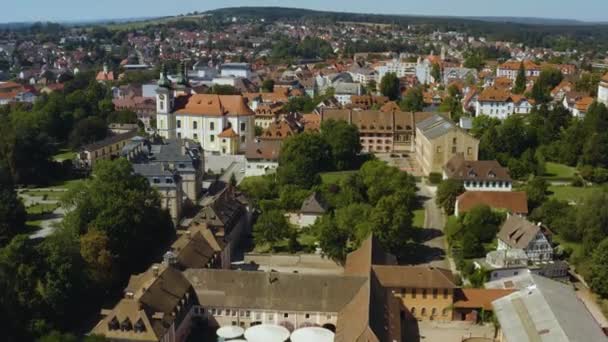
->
{"left": 414, "top": 183, "right": 456, "bottom": 272}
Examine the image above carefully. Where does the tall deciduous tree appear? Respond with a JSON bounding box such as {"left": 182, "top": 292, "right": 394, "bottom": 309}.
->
{"left": 320, "top": 119, "right": 361, "bottom": 170}
{"left": 0, "top": 167, "right": 26, "bottom": 246}
{"left": 513, "top": 62, "right": 526, "bottom": 94}
{"left": 277, "top": 133, "right": 332, "bottom": 188}
{"left": 590, "top": 238, "right": 608, "bottom": 298}
{"left": 379, "top": 72, "right": 400, "bottom": 101}
{"left": 400, "top": 86, "right": 425, "bottom": 112}
{"left": 253, "top": 210, "right": 291, "bottom": 247}
{"left": 436, "top": 179, "right": 465, "bottom": 215}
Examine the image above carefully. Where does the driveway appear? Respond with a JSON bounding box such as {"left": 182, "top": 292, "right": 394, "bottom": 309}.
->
{"left": 406, "top": 183, "right": 455, "bottom": 272}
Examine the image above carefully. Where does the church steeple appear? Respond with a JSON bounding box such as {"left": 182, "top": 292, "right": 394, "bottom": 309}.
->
{"left": 157, "top": 64, "right": 171, "bottom": 88}
{"left": 175, "top": 61, "right": 189, "bottom": 87}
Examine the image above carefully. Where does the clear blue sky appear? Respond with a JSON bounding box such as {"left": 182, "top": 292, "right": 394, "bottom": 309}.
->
{"left": 3, "top": 0, "right": 608, "bottom": 23}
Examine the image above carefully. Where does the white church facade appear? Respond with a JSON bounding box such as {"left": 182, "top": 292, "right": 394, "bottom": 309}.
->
{"left": 155, "top": 65, "right": 255, "bottom": 155}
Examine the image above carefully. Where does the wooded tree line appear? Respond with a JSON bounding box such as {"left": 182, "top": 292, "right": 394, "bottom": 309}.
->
{"left": 0, "top": 159, "right": 172, "bottom": 341}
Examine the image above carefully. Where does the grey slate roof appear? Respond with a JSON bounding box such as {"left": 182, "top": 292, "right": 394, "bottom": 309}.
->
{"left": 416, "top": 114, "right": 458, "bottom": 140}
{"left": 81, "top": 129, "right": 138, "bottom": 152}
{"left": 300, "top": 192, "right": 328, "bottom": 214}
{"left": 491, "top": 273, "right": 607, "bottom": 342}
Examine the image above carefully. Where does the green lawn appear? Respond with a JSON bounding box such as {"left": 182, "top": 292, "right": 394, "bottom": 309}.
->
{"left": 25, "top": 203, "right": 59, "bottom": 215}
{"left": 544, "top": 162, "right": 577, "bottom": 180}
{"left": 548, "top": 185, "right": 600, "bottom": 203}
{"left": 320, "top": 171, "right": 357, "bottom": 184}
{"left": 21, "top": 190, "right": 66, "bottom": 201}
{"left": 53, "top": 149, "right": 76, "bottom": 162}
{"left": 413, "top": 208, "right": 425, "bottom": 228}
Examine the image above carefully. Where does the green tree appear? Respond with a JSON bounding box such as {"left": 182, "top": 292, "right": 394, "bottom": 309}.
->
{"left": 0, "top": 168, "right": 26, "bottom": 246}
{"left": 62, "top": 159, "right": 173, "bottom": 277}
{"left": 69, "top": 117, "right": 108, "bottom": 148}
{"left": 262, "top": 79, "right": 275, "bottom": 93}
{"left": 379, "top": 72, "right": 400, "bottom": 101}
{"left": 436, "top": 179, "right": 465, "bottom": 215}
{"left": 277, "top": 133, "right": 332, "bottom": 188}
{"left": 369, "top": 190, "right": 416, "bottom": 254}
{"left": 320, "top": 119, "right": 361, "bottom": 170}
{"left": 400, "top": 86, "right": 424, "bottom": 112}
{"left": 590, "top": 238, "right": 608, "bottom": 298}
{"left": 461, "top": 205, "right": 505, "bottom": 243}
{"left": 431, "top": 62, "right": 441, "bottom": 83}
{"left": 513, "top": 62, "right": 526, "bottom": 94}
{"left": 317, "top": 214, "right": 349, "bottom": 263}
{"left": 253, "top": 210, "right": 291, "bottom": 247}
{"left": 525, "top": 176, "right": 548, "bottom": 210}
{"left": 358, "top": 160, "right": 417, "bottom": 205}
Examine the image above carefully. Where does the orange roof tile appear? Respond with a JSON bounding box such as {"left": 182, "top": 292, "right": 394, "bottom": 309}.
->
{"left": 453, "top": 289, "right": 515, "bottom": 311}
{"left": 457, "top": 191, "right": 528, "bottom": 215}
{"left": 218, "top": 127, "right": 238, "bottom": 138}
{"left": 175, "top": 94, "right": 254, "bottom": 116}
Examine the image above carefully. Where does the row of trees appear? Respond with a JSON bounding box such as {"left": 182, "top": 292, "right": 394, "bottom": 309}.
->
{"left": 0, "top": 159, "right": 173, "bottom": 341}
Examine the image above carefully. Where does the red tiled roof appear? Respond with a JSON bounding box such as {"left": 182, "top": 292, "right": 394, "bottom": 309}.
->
{"left": 453, "top": 288, "right": 515, "bottom": 310}
{"left": 456, "top": 191, "right": 528, "bottom": 215}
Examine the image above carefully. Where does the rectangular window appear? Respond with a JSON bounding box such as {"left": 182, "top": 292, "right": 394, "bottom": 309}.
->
{"left": 422, "top": 289, "right": 427, "bottom": 299}
{"left": 210, "top": 135, "right": 215, "bottom": 142}
{"left": 193, "top": 133, "right": 198, "bottom": 140}
{"left": 177, "top": 120, "right": 181, "bottom": 128}
{"left": 452, "top": 146, "right": 457, "bottom": 154}
{"left": 210, "top": 122, "right": 215, "bottom": 131}
{"left": 241, "top": 122, "right": 246, "bottom": 131}
{"left": 412, "top": 288, "right": 416, "bottom": 299}
{"left": 433, "top": 289, "right": 438, "bottom": 299}
{"left": 193, "top": 121, "right": 198, "bottom": 129}
{"left": 436, "top": 146, "right": 442, "bottom": 153}
{"left": 305, "top": 313, "right": 310, "bottom": 319}
{"left": 284, "top": 313, "right": 289, "bottom": 318}
{"left": 177, "top": 132, "right": 182, "bottom": 139}
{"left": 241, "top": 136, "right": 246, "bottom": 143}
{"left": 467, "top": 147, "right": 473, "bottom": 155}
{"left": 443, "top": 289, "right": 449, "bottom": 299}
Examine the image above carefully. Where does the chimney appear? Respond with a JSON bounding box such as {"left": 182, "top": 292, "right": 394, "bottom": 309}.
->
{"left": 152, "top": 265, "right": 160, "bottom": 277}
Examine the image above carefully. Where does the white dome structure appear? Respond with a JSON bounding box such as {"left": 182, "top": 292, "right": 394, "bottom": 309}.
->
{"left": 290, "top": 327, "right": 335, "bottom": 342}
{"left": 244, "top": 324, "right": 290, "bottom": 342}
{"left": 216, "top": 325, "right": 245, "bottom": 339}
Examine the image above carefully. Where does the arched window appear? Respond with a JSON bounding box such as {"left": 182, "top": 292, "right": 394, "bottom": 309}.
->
{"left": 421, "top": 308, "right": 427, "bottom": 316}
{"left": 410, "top": 307, "right": 416, "bottom": 315}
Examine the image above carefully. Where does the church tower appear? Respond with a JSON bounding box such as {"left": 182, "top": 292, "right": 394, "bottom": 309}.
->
{"left": 156, "top": 64, "right": 176, "bottom": 139}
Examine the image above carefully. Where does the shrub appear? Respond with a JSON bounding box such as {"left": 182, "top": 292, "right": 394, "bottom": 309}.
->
{"left": 428, "top": 172, "right": 443, "bottom": 184}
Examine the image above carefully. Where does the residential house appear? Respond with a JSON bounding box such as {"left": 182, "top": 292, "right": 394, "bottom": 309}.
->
{"left": 489, "top": 273, "right": 608, "bottom": 342}
{"left": 288, "top": 192, "right": 328, "bottom": 229}
{"left": 415, "top": 114, "right": 480, "bottom": 175}
{"left": 442, "top": 67, "right": 477, "bottom": 85}
{"left": 375, "top": 58, "right": 416, "bottom": 81}
{"left": 443, "top": 154, "right": 513, "bottom": 192}
{"left": 598, "top": 73, "right": 608, "bottom": 106}
{"left": 91, "top": 264, "right": 198, "bottom": 342}
{"left": 497, "top": 215, "right": 553, "bottom": 262}
{"left": 348, "top": 95, "right": 389, "bottom": 110}
{"left": 475, "top": 87, "right": 513, "bottom": 119}
{"left": 496, "top": 60, "right": 541, "bottom": 81}
{"left": 562, "top": 91, "right": 592, "bottom": 118}
{"left": 96, "top": 64, "right": 115, "bottom": 82}
{"left": 244, "top": 138, "right": 281, "bottom": 177}
{"left": 162, "top": 223, "right": 222, "bottom": 270}
{"left": 192, "top": 185, "right": 250, "bottom": 269}
{"left": 455, "top": 191, "right": 528, "bottom": 217}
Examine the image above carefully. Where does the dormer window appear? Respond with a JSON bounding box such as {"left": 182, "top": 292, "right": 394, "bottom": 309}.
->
{"left": 153, "top": 178, "right": 161, "bottom": 184}
{"left": 468, "top": 170, "right": 477, "bottom": 178}
{"left": 134, "top": 319, "right": 146, "bottom": 333}
{"left": 121, "top": 318, "right": 133, "bottom": 331}
{"left": 108, "top": 317, "right": 120, "bottom": 330}
{"left": 166, "top": 178, "right": 174, "bottom": 184}
{"left": 488, "top": 171, "right": 496, "bottom": 178}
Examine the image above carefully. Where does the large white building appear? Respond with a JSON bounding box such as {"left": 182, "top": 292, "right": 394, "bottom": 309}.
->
{"left": 156, "top": 67, "right": 255, "bottom": 155}
{"left": 375, "top": 59, "right": 417, "bottom": 81}
{"left": 598, "top": 73, "right": 608, "bottom": 106}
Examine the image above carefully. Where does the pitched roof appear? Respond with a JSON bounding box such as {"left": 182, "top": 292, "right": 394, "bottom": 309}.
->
{"left": 453, "top": 288, "right": 515, "bottom": 311}
{"left": 300, "top": 192, "right": 328, "bottom": 214}
{"left": 491, "top": 274, "right": 608, "bottom": 342}
{"left": 444, "top": 154, "right": 512, "bottom": 182}
{"left": 175, "top": 94, "right": 254, "bottom": 116}
{"left": 167, "top": 224, "right": 218, "bottom": 269}
{"left": 478, "top": 86, "right": 512, "bottom": 102}
{"left": 457, "top": 191, "right": 528, "bottom": 215}
{"left": 416, "top": 114, "right": 460, "bottom": 139}
{"left": 92, "top": 264, "right": 194, "bottom": 341}
{"left": 245, "top": 139, "right": 282, "bottom": 161}
{"left": 81, "top": 130, "right": 138, "bottom": 152}
{"left": 218, "top": 127, "right": 238, "bottom": 138}
{"left": 498, "top": 60, "right": 540, "bottom": 71}
{"left": 184, "top": 269, "right": 367, "bottom": 312}
{"left": 497, "top": 215, "right": 542, "bottom": 249}
{"left": 372, "top": 265, "right": 457, "bottom": 289}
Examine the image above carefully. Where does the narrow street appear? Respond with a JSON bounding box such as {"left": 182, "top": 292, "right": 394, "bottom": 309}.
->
{"left": 414, "top": 183, "right": 456, "bottom": 273}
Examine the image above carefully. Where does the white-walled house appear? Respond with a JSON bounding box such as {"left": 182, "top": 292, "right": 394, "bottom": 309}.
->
{"left": 475, "top": 87, "right": 513, "bottom": 119}
{"left": 288, "top": 192, "right": 328, "bottom": 229}
{"left": 497, "top": 215, "right": 553, "bottom": 262}
{"left": 443, "top": 154, "right": 513, "bottom": 192}
{"left": 244, "top": 139, "right": 281, "bottom": 177}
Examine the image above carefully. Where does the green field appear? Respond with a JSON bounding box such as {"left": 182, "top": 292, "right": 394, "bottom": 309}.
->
{"left": 26, "top": 203, "right": 59, "bottom": 215}
{"left": 320, "top": 171, "right": 357, "bottom": 184}
{"left": 544, "top": 162, "right": 577, "bottom": 180}
{"left": 21, "top": 190, "right": 66, "bottom": 201}
{"left": 548, "top": 185, "right": 600, "bottom": 203}
{"left": 53, "top": 149, "right": 76, "bottom": 162}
